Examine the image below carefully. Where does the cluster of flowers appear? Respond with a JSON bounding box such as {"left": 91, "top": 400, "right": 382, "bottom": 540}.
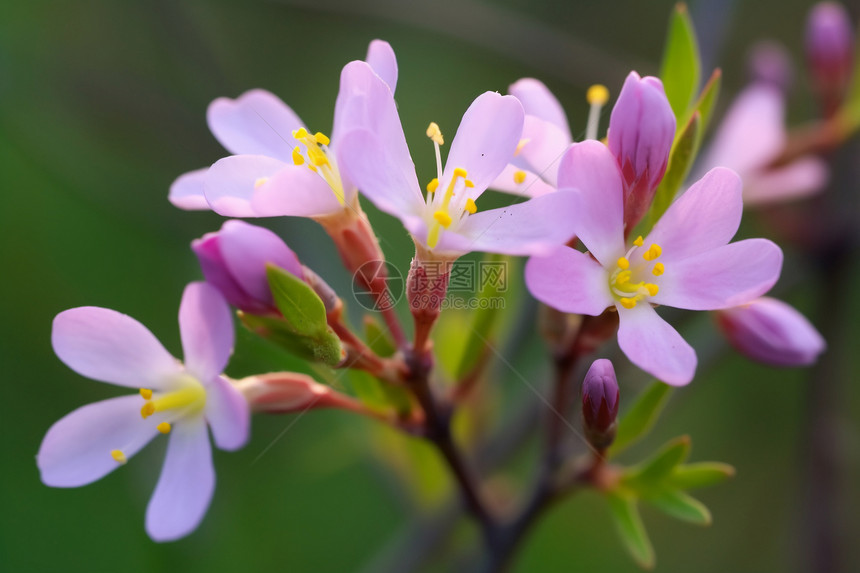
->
{"left": 38, "top": 22, "right": 835, "bottom": 542}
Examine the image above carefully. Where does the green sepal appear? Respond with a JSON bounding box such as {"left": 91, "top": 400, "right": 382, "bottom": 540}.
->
{"left": 266, "top": 264, "right": 331, "bottom": 339}
{"left": 363, "top": 315, "right": 397, "bottom": 358}
{"left": 239, "top": 312, "right": 343, "bottom": 367}
{"left": 659, "top": 3, "right": 701, "bottom": 120}
{"left": 623, "top": 436, "right": 691, "bottom": 488}
{"left": 642, "top": 488, "right": 712, "bottom": 525}
{"left": 609, "top": 381, "right": 673, "bottom": 458}
{"left": 665, "top": 461, "right": 736, "bottom": 490}
{"left": 607, "top": 492, "right": 656, "bottom": 569}
{"left": 645, "top": 111, "right": 701, "bottom": 230}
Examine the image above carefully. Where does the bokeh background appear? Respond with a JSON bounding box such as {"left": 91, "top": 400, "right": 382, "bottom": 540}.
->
{"left": 2, "top": 0, "right": 859, "bottom": 571}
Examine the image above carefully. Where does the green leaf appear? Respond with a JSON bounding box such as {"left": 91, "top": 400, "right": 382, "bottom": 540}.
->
{"left": 609, "top": 381, "right": 673, "bottom": 457}
{"left": 691, "top": 68, "right": 721, "bottom": 136}
{"left": 642, "top": 489, "right": 712, "bottom": 525}
{"left": 347, "top": 370, "right": 413, "bottom": 416}
{"left": 839, "top": 33, "right": 860, "bottom": 131}
{"left": 266, "top": 264, "right": 330, "bottom": 339}
{"left": 607, "top": 493, "right": 656, "bottom": 569}
{"left": 665, "top": 462, "right": 736, "bottom": 490}
{"left": 624, "top": 436, "right": 692, "bottom": 487}
{"left": 659, "top": 3, "right": 701, "bottom": 120}
{"left": 239, "top": 312, "right": 343, "bottom": 366}
{"left": 363, "top": 315, "right": 397, "bottom": 358}
{"left": 645, "top": 111, "right": 701, "bottom": 230}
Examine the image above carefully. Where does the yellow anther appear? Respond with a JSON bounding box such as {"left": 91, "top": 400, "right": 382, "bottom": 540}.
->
{"left": 314, "top": 132, "right": 330, "bottom": 146}
{"left": 139, "top": 388, "right": 153, "bottom": 400}
{"left": 307, "top": 164, "right": 318, "bottom": 172}
{"left": 465, "top": 198, "right": 477, "bottom": 214}
{"left": 514, "top": 170, "right": 527, "bottom": 184}
{"left": 645, "top": 283, "right": 659, "bottom": 296}
{"left": 140, "top": 402, "right": 155, "bottom": 419}
{"left": 433, "top": 210, "right": 453, "bottom": 228}
{"left": 453, "top": 167, "right": 468, "bottom": 179}
{"left": 426, "top": 178, "right": 439, "bottom": 193}
{"left": 111, "top": 450, "right": 127, "bottom": 464}
{"left": 157, "top": 422, "right": 172, "bottom": 434}
{"left": 254, "top": 177, "right": 269, "bottom": 189}
{"left": 643, "top": 244, "right": 662, "bottom": 261}
{"left": 617, "top": 257, "right": 630, "bottom": 270}
{"left": 464, "top": 179, "right": 475, "bottom": 188}
{"left": 587, "top": 84, "right": 609, "bottom": 106}
{"left": 619, "top": 297, "right": 637, "bottom": 309}
{"left": 307, "top": 147, "right": 328, "bottom": 166}
{"left": 292, "top": 146, "right": 305, "bottom": 165}
{"left": 633, "top": 236, "right": 644, "bottom": 247}
{"left": 652, "top": 262, "right": 665, "bottom": 276}
{"left": 426, "top": 122, "right": 444, "bottom": 145}
{"left": 292, "top": 127, "right": 309, "bottom": 139}
{"left": 514, "top": 138, "right": 530, "bottom": 156}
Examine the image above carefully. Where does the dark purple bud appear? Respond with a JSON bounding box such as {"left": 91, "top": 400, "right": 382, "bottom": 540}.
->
{"left": 608, "top": 72, "right": 676, "bottom": 231}
{"left": 582, "top": 359, "right": 620, "bottom": 450}
{"left": 192, "top": 220, "right": 303, "bottom": 315}
{"left": 748, "top": 41, "right": 794, "bottom": 92}
{"left": 806, "top": 2, "right": 854, "bottom": 116}
{"left": 716, "top": 297, "right": 826, "bottom": 367}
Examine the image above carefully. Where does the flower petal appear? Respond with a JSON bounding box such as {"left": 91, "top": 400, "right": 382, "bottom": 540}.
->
{"left": 249, "top": 163, "right": 345, "bottom": 218}
{"left": 439, "top": 191, "right": 578, "bottom": 257}
{"left": 653, "top": 239, "right": 783, "bottom": 310}
{"left": 37, "top": 395, "right": 160, "bottom": 487}
{"left": 617, "top": 304, "right": 697, "bottom": 386}
{"left": 365, "top": 39, "right": 398, "bottom": 92}
{"left": 179, "top": 282, "right": 234, "bottom": 382}
{"left": 204, "top": 154, "right": 288, "bottom": 217}
{"left": 145, "top": 417, "right": 214, "bottom": 542}
{"left": 490, "top": 165, "right": 557, "bottom": 197}
{"left": 517, "top": 115, "right": 571, "bottom": 187}
{"left": 169, "top": 168, "right": 210, "bottom": 210}
{"left": 442, "top": 92, "right": 524, "bottom": 196}
{"left": 509, "top": 77, "right": 572, "bottom": 141}
{"left": 205, "top": 375, "right": 250, "bottom": 451}
{"left": 646, "top": 167, "right": 743, "bottom": 263}
{"left": 52, "top": 307, "right": 180, "bottom": 390}
{"left": 207, "top": 89, "right": 303, "bottom": 161}
{"left": 744, "top": 156, "right": 829, "bottom": 205}
{"left": 525, "top": 246, "right": 613, "bottom": 315}
{"left": 556, "top": 140, "right": 625, "bottom": 265}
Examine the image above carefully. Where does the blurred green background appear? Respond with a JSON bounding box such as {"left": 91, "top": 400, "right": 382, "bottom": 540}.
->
{"left": 2, "top": 0, "right": 859, "bottom": 571}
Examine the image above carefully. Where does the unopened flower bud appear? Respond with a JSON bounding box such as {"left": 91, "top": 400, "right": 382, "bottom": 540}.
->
{"left": 748, "top": 41, "right": 794, "bottom": 92}
{"left": 192, "top": 220, "right": 303, "bottom": 315}
{"left": 716, "top": 297, "right": 826, "bottom": 367}
{"left": 608, "top": 72, "right": 676, "bottom": 230}
{"left": 234, "top": 373, "right": 355, "bottom": 414}
{"left": 581, "top": 359, "right": 620, "bottom": 450}
{"left": 806, "top": 2, "right": 854, "bottom": 116}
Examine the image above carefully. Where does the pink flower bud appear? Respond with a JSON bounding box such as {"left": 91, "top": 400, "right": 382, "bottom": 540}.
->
{"left": 581, "top": 359, "right": 620, "bottom": 450}
{"left": 716, "top": 297, "right": 826, "bottom": 367}
{"left": 235, "top": 373, "right": 342, "bottom": 413}
{"left": 192, "top": 220, "right": 303, "bottom": 315}
{"left": 806, "top": 2, "right": 854, "bottom": 116}
{"left": 608, "top": 72, "right": 676, "bottom": 230}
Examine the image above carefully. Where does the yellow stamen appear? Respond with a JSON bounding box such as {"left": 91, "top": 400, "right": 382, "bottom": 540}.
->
{"left": 313, "top": 132, "right": 330, "bottom": 146}
{"left": 514, "top": 170, "right": 527, "bottom": 184}
{"left": 514, "top": 138, "right": 530, "bottom": 156}
{"left": 465, "top": 198, "right": 477, "bottom": 214}
{"left": 617, "top": 257, "right": 630, "bottom": 270}
{"left": 619, "top": 297, "right": 637, "bottom": 309}
{"left": 645, "top": 283, "right": 659, "bottom": 296}
{"left": 426, "top": 178, "right": 439, "bottom": 193}
{"left": 307, "top": 164, "right": 318, "bottom": 173}
{"left": 643, "top": 244, "right": 662, "bottom": 261}
{"left": 615, "top": 270, "right": 632, "bottom": 286}
{"left": 587, "top": 84, "right": 609, "bottom": 106}
{"left": 292, "top": 147, "right": 305, "bottom": 165}
{"left": 141, "top": 402, "right": 155, "bottom": 419}
{"left": 464, "top": 179, "right": 475, "bottom": 188}
{"left": 139, "top": 388, "right": 152, "bottom": 400}
{"left": 633, "top": 236, "right": 644, "bottom": 247}
{"left": 254, "top": 177, "right": 268, "bottom": 189}
{"left": 111, "top": 450, "right": 127, "bottom": 464}
{"left": 151, "top": 385, "right": 206, "bottom": 414}
{"left": 453, "top": 167, "right": 468, "bottom": 179}
{"left": 292, "top": 127, "right": 308, "bottom": 139}
{"left": 307, "top": 146, "right": 328, "bottom": 166}
{"left": 157, "top": 422, "right": 172, "bottom": 434}
{"left": 433, "top": 210, "right": 453, "bottom": 228}
{"left": 426, "top": 122, "right": 444, "bottom": 145}
{"left": 652, "top": 262, "right": 665, "bottom": 276}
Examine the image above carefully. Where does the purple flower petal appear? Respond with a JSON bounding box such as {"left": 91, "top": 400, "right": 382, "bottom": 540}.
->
{"left": 525, "top": 246, "right": 614, "bottom": 315}
{"left": 205, "top": 375, "right": 250, "bottom": 451}
{"left": 517, "top": 115, "right": 572, "bottom": 187}
{"left": 556, "top": 141, "right": 625, "bottom": 265}
{"left": 654, "top": 238, "right": 783, "bottom": 310}
{"left": 145, "top": 417, "right": 214, "bottom": 542}
{"left": 204, "top": 154, "right": 288, "bottom": 217}
{"left": 490, "top": 165, "right": 557, "bottom": 197}
{"left": 169, "top": 168, "right": 210, "bottom": 211}
{"left": 509, "top": 77, "right": 572, "bottom": 141}
{"left": 52, "top": 307, "right": 181, "bottom": 390}
{"left": 617, "top": 304, "right": 697, "bottom": 386}
{"left": 646, "top": 167, "right": 743, "bottom": 263}
{"left": 365, "top": 39, "right": 398, "bottom": 92}
{"left": 192, "top": 232, "right": 267, "bottom": 314}
{"left": 249, "top": 163, "right": 344, "bottom": 218}
{"left": 744, "top": 156, "right": 829, "bottom": 204}
{"left": 207, "top": 89, "right": 303, "bottom": 161}
{"left": 179, "top": 282, "right": 234, "bottom": 382}
{"left": 37, "top": 395, "right": 160, "bottom": 487}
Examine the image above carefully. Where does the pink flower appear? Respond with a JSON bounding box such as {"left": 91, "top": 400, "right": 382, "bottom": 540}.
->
{"left": 525, "top": 141, "right": 783, "bottom": 385}
{"left": 37, "top": 283, "right": 249, "bottom": 542}
{"left": 169, "top": 40, "right": 398, "bottom": 219}
{"left": 336, "top": 62, "right": 577, "bottom": 259}
{"left": 806, "top": 2, "right": 854, "bottom": 115}
{"left": 716, "top": 297, "right": 825, "bottom": 366}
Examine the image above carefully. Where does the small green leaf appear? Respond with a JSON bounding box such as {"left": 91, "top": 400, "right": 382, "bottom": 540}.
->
{"left": 625, "top": 436, "right": 692, "bottom": 487}
{"left": 660, "top": 3, "right": 701, "bottom": 120}
{"left": 363, "top": 315, "right": 397, "bottom": 358}
{"left": 239, "top": 312, "right": 343, "bottom": 366}
{"left": 607, "top": 493, "right": 656, "bottom": 569}
{"left": 839, "top": 34, "right": 860, "bottom": 131}
{"left": 643, "top": 489, "right": 712, "bottom": 525}
{"left": 665, "top": 462, "right": 736, "bottom": 490}
{"left": 692, "top": 68, "right": 721, "bottom": 136}
{"left": 645, "top": 112, "right": 701, "bottom": 230}
{"left": 266, "top": 264, "right": 329, "bottom": 339}
{"left": 609, "top": 381, "right": 673, "bottom": 457}
{"left": 347, "top": 370, "right": 413, "bottom": 415}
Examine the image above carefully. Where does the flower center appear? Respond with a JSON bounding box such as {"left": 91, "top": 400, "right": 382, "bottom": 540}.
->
{"left": 608, "top": 235, "right": 665, "bottom": 309}
{"left": 289, "top": 127, "right": 346, "bottom": 205}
